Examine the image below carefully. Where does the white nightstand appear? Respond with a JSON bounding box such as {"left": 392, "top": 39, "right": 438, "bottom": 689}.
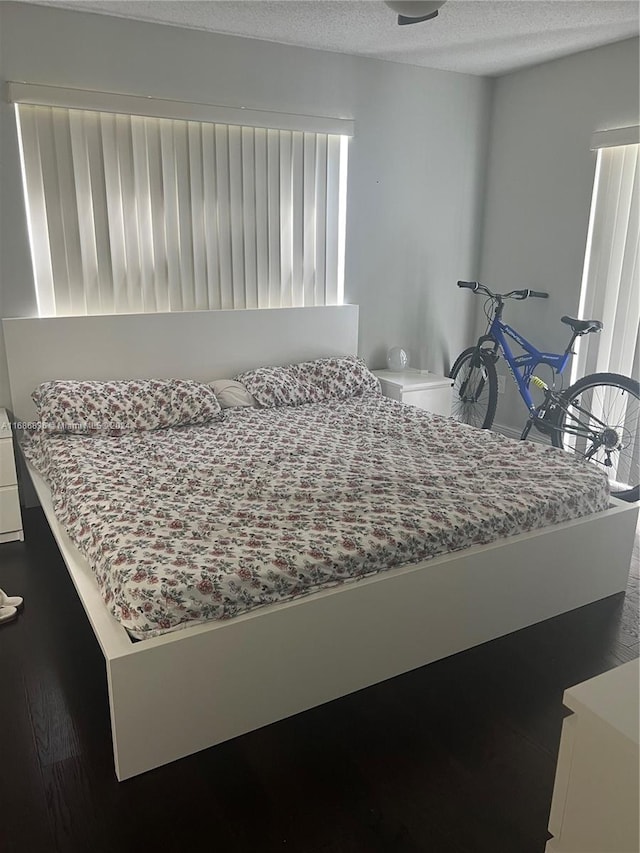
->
{"left": 546, "top": 659, "right": 639, "bottom": 853}
{"left": 0, "top": 409, "right": 24, "bottom": 542}
{"left": 373, "top": 369, "right": 453, "bottom": 417}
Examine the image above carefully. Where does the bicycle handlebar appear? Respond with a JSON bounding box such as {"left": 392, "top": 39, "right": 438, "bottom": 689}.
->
{"left": 456, "top": 281, "right": 548, "bottom": 300}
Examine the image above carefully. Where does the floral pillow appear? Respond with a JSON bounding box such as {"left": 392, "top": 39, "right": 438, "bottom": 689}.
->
{"left": 236, "top": 356, "right": 380, "bottom": 408}
{"left": 296, "top": 356, "right": 381, "bottom": 401}
{"left": 233, "top": 366, "right": 312, "bottom": 408}
{"left": 32, "top": 379, "right": 223, "bottom": 434}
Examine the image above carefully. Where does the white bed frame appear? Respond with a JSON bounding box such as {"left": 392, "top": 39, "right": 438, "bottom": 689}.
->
{"left": 4, "top": 307, "right": 638, "bottom": 781}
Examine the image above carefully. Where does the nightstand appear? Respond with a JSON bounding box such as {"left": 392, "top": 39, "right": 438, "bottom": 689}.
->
{"left": 0, "top": 408, "right": 24, "bottom": 542}
{"left": 373, "top": 369, "right": 453, "bottom": 416}
{"left": 546, "top": 660, "right": 639, "bottom": 853}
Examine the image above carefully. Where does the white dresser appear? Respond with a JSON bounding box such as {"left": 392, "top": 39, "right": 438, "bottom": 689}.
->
{"left": 373, "top": 369, "right": 453, "bottom": 417}
{"left": 546, "top": 659, "right": 639, "bottom": 853}
{"left": 0, "top": 409, "right": 24, "bottom": 543}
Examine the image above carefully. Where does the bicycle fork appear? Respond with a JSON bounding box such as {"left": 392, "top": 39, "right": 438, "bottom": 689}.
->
{"left": 459, "top": 340, "right": 498, "bottom": 403}
{"left": 460, "top": 349, "right": 485, "bottom": 400}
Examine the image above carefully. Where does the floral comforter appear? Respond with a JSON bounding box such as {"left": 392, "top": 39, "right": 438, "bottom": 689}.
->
{"left": 24, "top": 396, "right": 609, "bottom": 639}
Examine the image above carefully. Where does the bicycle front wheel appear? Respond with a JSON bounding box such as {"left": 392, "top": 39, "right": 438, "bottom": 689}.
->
{"left": 550, "top": 372, "right": 640, "bottom": 501}
{"left": 450, "top": 347, "right": 498, "bottom": 430}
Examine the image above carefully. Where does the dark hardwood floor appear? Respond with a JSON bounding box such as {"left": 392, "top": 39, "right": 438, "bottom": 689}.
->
{"left": 1, "top": 508, "right": 638, "bottom": 853}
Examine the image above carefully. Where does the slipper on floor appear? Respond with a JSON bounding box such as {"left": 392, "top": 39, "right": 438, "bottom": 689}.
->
{"left": 0, "top": 605, "right": 18, "bottom": 625}
{"left": 0, "top": 588, "right": 23, "bottom": 610}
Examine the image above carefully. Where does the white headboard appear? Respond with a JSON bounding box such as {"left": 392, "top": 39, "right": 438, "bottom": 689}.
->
{"left": 3, "top": 305, "right": 359, "bottom": 421}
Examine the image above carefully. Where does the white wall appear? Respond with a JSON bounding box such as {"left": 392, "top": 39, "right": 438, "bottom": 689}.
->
{"left": 479, "top": 38, "right": 640, "bottom": 431}
{"left": 0, "top": 1, "right": 492, "bottom": 410}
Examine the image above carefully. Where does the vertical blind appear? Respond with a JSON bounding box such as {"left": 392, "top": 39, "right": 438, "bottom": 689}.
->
{"left": 574, "top": 141, "right": 639, "bottom": 381}
{"left": 573, "top": 137, "right": 639, "bottom": 490}
{"left": 16, "top": 104, "right": 349, "bottom": 316}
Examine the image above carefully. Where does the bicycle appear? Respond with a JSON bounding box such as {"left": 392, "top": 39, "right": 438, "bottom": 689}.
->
{"left": 449, "top": 280, "right": 640, "bottom": 502}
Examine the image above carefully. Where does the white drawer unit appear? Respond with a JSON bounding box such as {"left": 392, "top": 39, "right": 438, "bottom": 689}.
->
{"left": 546, "top": 659, "right": 639, "bottom": 853}
{"left": 373, "top": 369, "right": 453, "bottom": 417}
{"left": 0, "top": 408, "right": 23, "bottom": 542}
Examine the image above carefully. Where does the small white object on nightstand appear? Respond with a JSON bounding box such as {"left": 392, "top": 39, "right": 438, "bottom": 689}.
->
{"left": 0, "top": 409, "right": 24, "bottom": 543}
{"left": 386, "top": 346, "right": 410, "bottom": 371}
{"left": 373, "top": 369, "right": 453, "bottom": 417}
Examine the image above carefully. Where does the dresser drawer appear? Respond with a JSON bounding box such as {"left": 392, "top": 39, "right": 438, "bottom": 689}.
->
{"left": 0, "top": 485, "right": 22, "bottom": 534}
{"left": 402, "top": 386, "right": 452, "bottom": 417}
{"left": 377, "top": 380, "right": 403, "bottom": 402}
{"left": 0, "top": 438, "right": 18, "bottom": 487}
{"left": 374, "top": 370, "right": 453, "bottom": 417}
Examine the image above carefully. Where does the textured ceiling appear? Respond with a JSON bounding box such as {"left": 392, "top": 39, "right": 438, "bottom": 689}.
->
{"left": 21, "top": 1, "right": 640, "bottom": 76}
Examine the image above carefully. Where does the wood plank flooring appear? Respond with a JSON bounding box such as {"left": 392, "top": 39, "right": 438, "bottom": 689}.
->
{"left": 1, "top": 508, "right": 638, "bottom": 853}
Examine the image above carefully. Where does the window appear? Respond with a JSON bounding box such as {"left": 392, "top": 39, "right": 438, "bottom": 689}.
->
{"left": 573, "top": 127, "right": 639, "bottom": 490}
{"left": 12, "top": 86, "right": 351, "bottom": 316}
{"left": 573, "top": 129, "right": 639, "bottom": 384}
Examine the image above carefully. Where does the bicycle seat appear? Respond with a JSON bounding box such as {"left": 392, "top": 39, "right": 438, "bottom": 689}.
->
{"left": 561, "top": 316, "right": 603, "bottom": 334}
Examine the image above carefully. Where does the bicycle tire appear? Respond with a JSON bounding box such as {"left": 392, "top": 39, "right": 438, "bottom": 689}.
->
{"left": 550, "top": 372, "right": 640, "bottom": 501}
{"left": 449, "top": 347, "right": 498, "bottom": 430}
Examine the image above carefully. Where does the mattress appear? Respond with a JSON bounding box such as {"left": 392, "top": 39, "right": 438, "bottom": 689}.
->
{"left": 24, "top": 395, "right": 609, "bottom": 639}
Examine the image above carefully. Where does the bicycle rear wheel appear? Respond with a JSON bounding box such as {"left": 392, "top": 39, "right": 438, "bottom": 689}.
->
{"left": 550, "top": 372, "right": 640, "bottom": 501}
{"left": 449, "top": 347, "right": 498, "bottom": 430}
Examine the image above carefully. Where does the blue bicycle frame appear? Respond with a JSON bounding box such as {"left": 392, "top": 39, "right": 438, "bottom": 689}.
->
{"left": 485, "top": 316, "right": 571, "bottom": 415}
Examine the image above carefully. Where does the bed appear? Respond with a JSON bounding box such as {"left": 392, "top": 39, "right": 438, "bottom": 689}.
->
{"left": 4, "top": 305, "right": 638, "bottom": 781}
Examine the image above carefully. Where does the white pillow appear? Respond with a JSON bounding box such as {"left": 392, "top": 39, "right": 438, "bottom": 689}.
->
{"left": 209, "top": 379, "right": 257, "bottom": 409}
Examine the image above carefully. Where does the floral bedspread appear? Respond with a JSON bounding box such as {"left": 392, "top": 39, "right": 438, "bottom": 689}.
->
{"left": 24, "top": 396, "right": 609, "bottom": 639}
